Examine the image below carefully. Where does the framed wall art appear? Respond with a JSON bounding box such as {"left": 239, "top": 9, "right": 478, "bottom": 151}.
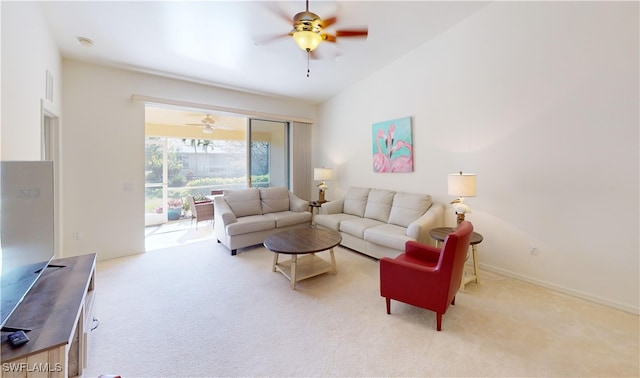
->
{"left": 372, "top": 116, "right": 413, "bottom": 173}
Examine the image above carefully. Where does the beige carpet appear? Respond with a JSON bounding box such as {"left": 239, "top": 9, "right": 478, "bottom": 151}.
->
{"left": 86, "top": 239, "right": 639, "bottom": 377}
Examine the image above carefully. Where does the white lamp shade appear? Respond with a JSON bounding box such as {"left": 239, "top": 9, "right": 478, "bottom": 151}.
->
{"left": 314, "top": 168, "right": 333, "bottom": 181}
{"left": 448, "top": 172, "right": 476, "bottom": 197}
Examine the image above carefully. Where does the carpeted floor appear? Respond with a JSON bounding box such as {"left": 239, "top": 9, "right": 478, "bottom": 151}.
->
{"left": 86, "top": 238, "right": 639, "bottom": 377}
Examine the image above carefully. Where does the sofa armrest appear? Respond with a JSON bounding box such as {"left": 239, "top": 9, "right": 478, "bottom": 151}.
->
{"left": 319, "top": 199, "right": 344, "bottom": 215}
{"left": 406, "top": 202, "right": 444, "bottom": 246}
{"left": 289, "top": 192, "right": 309, "bottom": 212}
{"left": 213, "top": 196, "right": 237, "bottom": 226}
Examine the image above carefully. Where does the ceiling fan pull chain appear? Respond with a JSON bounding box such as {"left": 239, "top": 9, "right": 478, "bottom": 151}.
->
{"left": 306, "top": 48, "right": 311, "bottom": 77}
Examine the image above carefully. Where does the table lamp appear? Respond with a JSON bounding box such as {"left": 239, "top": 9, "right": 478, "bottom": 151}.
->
{"left": 448, "top": 171, "right": 476, "bottom": 224}
{"left": 314, "top": 167, "right": 333, "bottom": 203}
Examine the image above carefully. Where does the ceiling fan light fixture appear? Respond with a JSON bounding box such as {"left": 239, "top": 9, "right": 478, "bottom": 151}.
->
{"left": 202, "top": 127, "right": 214, "bottom": 134}
{"left": 293, "top": 30, "right": 323, "bottom": 52}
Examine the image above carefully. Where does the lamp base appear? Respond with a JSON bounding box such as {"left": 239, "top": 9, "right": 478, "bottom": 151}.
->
{"left": 318, "top": 190, "right": 327, "bottom": 204}
{"left": 456, "top": 212, "right": 466, "bottom": 225}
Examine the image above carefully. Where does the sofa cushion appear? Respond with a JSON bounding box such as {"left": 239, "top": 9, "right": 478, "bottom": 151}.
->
{"left": 263, "top": 211, "right": 312, "bottom": 228}
{"left": 340, "top": 218, "right": 385, "bottom": 239}
{"left": 259, "top": 187, "right": 290, "bottom": 214}
{"left": 364, "top": 189, "right": 395, "bottom": 222}
{"left": 224, "top": 188, "right": 262, "bottom": 217}
{"left": 225, "top": 215, "right": 274, "bottom": 236}
{"left": 314, "top": 213, "right": 360, "bottom": 231}
{"left": 388, "top": 192, "right": 432, "bottom": 228}
{"left": 343, "top": 187, "right": 371, "bottom": 217}
{"left": 364, "top": 223, "right": 415, "bottom": 251}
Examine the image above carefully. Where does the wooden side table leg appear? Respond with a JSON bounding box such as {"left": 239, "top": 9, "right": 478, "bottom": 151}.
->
{"left": 290, "top": 255, "right": 297, "bottom": 290}
{"left": 472, "top": 245, "right": 479, "bottom": 283}
{"left": 272, "top": 253, "right": 279, "bottom": 272}
{"left": 329, "top": 248, "right": 337, "bottom": 275}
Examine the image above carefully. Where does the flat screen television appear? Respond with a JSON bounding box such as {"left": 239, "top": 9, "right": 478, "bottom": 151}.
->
{"left": 0, "top": 161, "right": 55, "bottom": 330}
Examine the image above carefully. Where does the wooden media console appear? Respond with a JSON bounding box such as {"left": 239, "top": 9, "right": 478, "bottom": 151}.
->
{"left": 1, "top": 253, "right": 97, "bottom": 378}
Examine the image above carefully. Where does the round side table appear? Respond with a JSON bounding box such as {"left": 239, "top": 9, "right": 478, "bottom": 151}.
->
{"left": 429, "top": 227, "right": 483, "bottom": 290}
{"left": 308, "top": 201, "right": 324, "bottom": 226}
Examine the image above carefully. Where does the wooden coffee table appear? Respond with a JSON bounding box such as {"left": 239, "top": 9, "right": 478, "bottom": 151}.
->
{"left": 264, "top": 228, "right": 342, "bottom": 289}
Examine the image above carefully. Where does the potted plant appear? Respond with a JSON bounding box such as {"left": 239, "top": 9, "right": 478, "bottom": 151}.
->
{"left": 167, "top": 198, "right": 183, "bottom": 220}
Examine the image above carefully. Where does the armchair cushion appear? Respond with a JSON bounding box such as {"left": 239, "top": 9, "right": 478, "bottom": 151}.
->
{"left": 404, "top": 240, "right": 441, "bottom": 263}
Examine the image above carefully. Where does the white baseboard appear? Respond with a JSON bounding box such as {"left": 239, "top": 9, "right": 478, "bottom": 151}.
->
{"left": 480, "top": 263, "right": 639, "bottom": 315}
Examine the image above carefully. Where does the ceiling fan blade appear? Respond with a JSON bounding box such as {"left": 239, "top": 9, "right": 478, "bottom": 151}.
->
{"left": 336, "top": 29, "right": 368, "bottom": 38}
{"left": 254, "top": 33, "right": 290, "bottom": 47}
{"left": 321, "top": 16, "right": 337, "bottom": 29}
{"left": 262, "top": 1, "right": 293, "bottom": 24}
{"left": 323, "top": 33, "right": 337, "bottom": 43}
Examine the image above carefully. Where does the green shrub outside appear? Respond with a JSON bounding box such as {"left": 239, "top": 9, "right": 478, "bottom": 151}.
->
{"left": 146, "top": 174, "right": 271, "bottom": 213}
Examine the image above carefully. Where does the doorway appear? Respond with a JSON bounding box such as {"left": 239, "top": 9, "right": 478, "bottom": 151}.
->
{"left": 42, "top": 100, "right": 61, "bottom": 257}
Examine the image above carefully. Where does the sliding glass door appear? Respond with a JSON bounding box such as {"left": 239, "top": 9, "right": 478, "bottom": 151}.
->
{"left": 144, "top": 107, "right": 289, "bottom": 227}
{"left": 249, "top": 119, "right": 289, "bottom": 188}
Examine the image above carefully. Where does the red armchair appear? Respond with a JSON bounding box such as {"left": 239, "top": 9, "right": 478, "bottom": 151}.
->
{"left": 380, "top": 221, "right": 473, "bottom": 331}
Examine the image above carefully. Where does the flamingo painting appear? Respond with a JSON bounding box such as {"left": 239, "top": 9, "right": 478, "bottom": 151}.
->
{"left": 372, "top": 116, "right": 413, "bottom": 173}
{"left": 373, "top": 129, "right": 390, "bottom": 172}
{"left": 390, "top": 139, "right": 413, "bottom": 172}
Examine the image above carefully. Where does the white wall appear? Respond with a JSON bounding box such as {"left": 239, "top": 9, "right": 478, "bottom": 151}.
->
{"left": 61, "top": 61, "right": 316, "bottom": 260}
{"left": 1, "top": 2, "right": 64, "bottom": 256}
{"left": 1, "top": 1, "right": 62, "bottom": 159}
{"left": 314, "top": 2, "right": 639, "bottom": 312}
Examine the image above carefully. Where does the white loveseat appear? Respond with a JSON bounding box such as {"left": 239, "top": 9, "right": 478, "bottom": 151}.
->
{"left": 213, "top": 187, "right": 312, "bottom": 255}
{"left": 314, "top": 187, "right": 444, "bottom": 259}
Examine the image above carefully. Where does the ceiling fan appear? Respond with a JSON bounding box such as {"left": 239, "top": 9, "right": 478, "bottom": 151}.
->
{"left": 185, "top": 114, "right": 231, "bottom": 134}
{"left": 288, "top": 0, "right": 368, "bottom": 52}
{"left": 262, "top": 0, "right": 368, "bottom": 75}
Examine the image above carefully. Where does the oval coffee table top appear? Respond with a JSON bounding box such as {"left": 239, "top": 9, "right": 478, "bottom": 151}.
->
{"left": 264, "top": 228, "right": 342, "bottom": 254}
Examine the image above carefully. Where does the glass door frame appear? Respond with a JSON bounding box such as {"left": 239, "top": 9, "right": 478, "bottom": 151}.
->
{"left": 248, "top": 118, "right": 290, "bottom": 189}
{"left": 145, "top": 137, "right": 169, "bottom": 225}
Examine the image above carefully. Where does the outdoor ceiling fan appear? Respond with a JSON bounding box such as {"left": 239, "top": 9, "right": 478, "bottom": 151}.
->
{"left": 261, "top": 0, "right": 368, "bottom": 76}
{"left": 185, "top": 114, "right": 232, "bottom": 135}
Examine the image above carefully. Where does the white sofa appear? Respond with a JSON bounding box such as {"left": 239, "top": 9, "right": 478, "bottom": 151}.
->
{"left": 314, "top": 187, "right": 444, "bottom": 259}
{"left": 213, "top": 187, "right": 312, "bottom": 255}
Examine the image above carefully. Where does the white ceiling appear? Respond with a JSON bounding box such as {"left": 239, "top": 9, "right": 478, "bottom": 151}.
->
{"left": 39, "top": 1, "right": 489, "bottom": 104}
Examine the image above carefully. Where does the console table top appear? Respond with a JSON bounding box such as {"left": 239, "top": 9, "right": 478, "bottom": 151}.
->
{"left": 1, "top": 253, "right": 96, "bottom": 361}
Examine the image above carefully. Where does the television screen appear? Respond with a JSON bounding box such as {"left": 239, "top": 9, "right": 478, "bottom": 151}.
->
{"left": 0, "top": 161, "right": 55, "bottom": 329}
